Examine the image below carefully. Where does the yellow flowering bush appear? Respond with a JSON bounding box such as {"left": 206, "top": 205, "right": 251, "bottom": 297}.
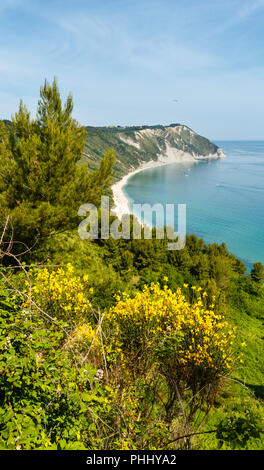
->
{"left": 106, "top": 282, "right": 237, "bottom": 379}
{"left": 26, "top": 263, "right": 92, "bottom": 324}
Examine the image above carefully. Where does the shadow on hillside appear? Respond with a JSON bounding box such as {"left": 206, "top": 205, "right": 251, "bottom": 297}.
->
{"left": 245, "top": 383, "right": 264, "bottom": 399}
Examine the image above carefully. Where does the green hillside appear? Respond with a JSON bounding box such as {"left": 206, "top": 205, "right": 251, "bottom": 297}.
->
{"left": 0, "top": 80, "right": 263, "bottom": 451}
{"left": 1, "top": 120, "right": 222, "bottom": 183}
{"left": 83, "top": 123, "right": 222, "bottom": 181}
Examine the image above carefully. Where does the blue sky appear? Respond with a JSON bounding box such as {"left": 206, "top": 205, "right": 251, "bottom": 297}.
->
{"left": 1, "top": 0, "right": 264, "bottom": 139}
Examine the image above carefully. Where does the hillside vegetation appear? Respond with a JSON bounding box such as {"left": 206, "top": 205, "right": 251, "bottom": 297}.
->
{"left": 0, "top": 79, "right": 263, "bottom": 450}
{"left": 2, "top": 119, "right": 222, "bottom": 184}
{"left": 83, "top": 124, "right": 222, "bottom": 182}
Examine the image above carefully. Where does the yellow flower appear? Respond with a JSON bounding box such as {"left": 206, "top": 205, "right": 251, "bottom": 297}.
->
{"left": 26, "top": 263, "right": 92, "bottom": 323}
{"left": 106, "top": 282, "right": 236, "bottom": 373}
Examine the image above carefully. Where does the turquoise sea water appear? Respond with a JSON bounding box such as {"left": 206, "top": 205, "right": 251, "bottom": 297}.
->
{"left": 124, "top": 141, "right": 264, "bottom": 270}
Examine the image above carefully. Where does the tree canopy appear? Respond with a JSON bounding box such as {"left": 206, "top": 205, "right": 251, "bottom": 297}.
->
{"left": 250, "top": 262, "right": 264, "bottom": 284}
{"left": 0, "top": 78, "right": 115, "bottom": 253}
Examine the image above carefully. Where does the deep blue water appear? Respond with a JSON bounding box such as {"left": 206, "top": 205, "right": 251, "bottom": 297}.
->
{"left": 124, "top": 141, "right": 264, "bottom": 270}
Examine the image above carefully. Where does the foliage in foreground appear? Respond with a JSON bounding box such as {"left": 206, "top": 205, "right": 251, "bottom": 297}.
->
{"left": 0, "top": 78, "right": 263, "bottom": 450}
{"left": 0, "top": 264, "right": 262, "bottom": 450}
{"left": 0, "top": 288, "right": 112, "bottom": 450}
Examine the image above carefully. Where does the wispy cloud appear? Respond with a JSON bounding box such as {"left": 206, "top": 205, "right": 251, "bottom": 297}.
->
{"left": 210, "top": 0, "right": 264, "bottom": 35}
{"left": 237, "top": 0, "right": 264, "bottom": 19}
{"left": 0, "top": 0, "right": 26, "bottom": 12}
{"left": 54, "top": 8, "right": 220, "bottom": 78}
{"left": 0, "top": 0, "right": 264, "bottom": 138}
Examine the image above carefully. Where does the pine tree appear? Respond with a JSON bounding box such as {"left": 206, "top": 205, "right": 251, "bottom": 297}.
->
{"left": 250, "top": 262, "right": 264, "bottom": 284}
{"left": 0, "top": 78, "right": 115, "bottom": 252}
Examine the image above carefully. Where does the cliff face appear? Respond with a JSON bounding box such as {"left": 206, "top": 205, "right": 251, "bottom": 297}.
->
{"left": 2, "top": 119, "right": 223, "bottom": 181}
{"left": 84, "top": 123, "right": 224, "bottom": 181}
{"left": 4, "top": 120, "right": 224, "bottom": 182}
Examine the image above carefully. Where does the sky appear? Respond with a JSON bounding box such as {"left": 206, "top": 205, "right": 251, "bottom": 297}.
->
{"left": 1, "top": 0, "right": 264, "bottom": 139}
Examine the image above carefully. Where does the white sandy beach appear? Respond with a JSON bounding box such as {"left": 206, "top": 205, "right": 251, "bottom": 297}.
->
{"left": 111, "top": 148, "right": 225, "bottom": 220}
{"left": 111, "top": 160, "right": 169, "bottom": 219}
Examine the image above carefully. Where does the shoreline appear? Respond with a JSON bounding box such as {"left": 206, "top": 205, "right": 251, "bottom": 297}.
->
{"left": 111, "top": 149, "right": 225, "bottom": 220}
{"left": 111, "top": 159, "right": 171, "bottom": 219}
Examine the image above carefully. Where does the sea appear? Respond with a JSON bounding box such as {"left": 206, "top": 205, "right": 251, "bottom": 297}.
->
{"left": 123, "top": 141, "right": 264, "bottom": 270}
